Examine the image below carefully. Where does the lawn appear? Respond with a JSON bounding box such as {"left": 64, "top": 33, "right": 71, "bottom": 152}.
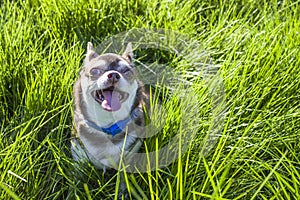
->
{"left": 0, "top": 0, "right": 300, "bottom": 199}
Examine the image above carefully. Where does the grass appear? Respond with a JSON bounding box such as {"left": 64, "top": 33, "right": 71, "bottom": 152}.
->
{"left": 1, "top": 0, "right": 300, "bottom": 199}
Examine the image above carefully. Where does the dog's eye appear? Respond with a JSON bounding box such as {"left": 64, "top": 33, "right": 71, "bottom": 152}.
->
{"left": 90, "top": 68, "right": 102, "bottom": 76}
{"left": 123, "top": 68, "right": 133, "bottom": 76}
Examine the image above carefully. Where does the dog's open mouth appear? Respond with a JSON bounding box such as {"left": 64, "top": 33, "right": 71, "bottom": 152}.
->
{"left": 92, "top": 86, "right": 129, "bottom": 112}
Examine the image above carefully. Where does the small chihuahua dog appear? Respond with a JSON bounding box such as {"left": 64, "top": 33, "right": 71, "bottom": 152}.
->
{"left": 71, "top": 42, "right": 150, "bottom": 168}
{"left": 71, "top": 42, "right": 150, "bottom": 198}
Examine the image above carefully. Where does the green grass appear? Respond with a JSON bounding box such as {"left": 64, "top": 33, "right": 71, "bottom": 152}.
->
{"left": 1, "top": 0, "right": 300, "bottom": 199}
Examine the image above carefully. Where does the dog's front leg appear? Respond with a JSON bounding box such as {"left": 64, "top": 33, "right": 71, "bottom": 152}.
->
{"left": 117, "top": 172, "right": 129, "bottom": 200}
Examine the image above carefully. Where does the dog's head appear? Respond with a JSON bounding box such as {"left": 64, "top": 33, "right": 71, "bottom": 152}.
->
{"left": 78, "top": 42, "right": 139, "bottom": 124}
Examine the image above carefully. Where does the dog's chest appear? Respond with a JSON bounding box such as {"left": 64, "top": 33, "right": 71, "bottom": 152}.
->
{"left": 73, "top": 121, "right": 143, "bottom": 169}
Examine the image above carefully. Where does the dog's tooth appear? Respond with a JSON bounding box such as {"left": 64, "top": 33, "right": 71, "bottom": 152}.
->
{"left": 99, "top": 92, "right": 104, "bottom": 101}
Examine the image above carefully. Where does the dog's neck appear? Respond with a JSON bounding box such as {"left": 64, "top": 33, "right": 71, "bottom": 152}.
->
{"left": 85, "top": 114, "right": 132, "bottom": 136}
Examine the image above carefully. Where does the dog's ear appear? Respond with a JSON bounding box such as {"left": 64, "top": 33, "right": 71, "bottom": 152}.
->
{"left": 122, "top": 42, "right": 133, "bottom": 63}
{"left": 85, "top": 42, "right": 98, "bottom": 62}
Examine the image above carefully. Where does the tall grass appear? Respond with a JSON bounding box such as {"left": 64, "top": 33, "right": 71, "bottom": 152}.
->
{"left": 1, "top": 0, "right": 300, "bottom": 199}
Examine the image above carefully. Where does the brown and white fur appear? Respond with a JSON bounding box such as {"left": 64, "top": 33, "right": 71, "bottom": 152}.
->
{"left": 71, "top": 42, "right": 149, "bottom": 172}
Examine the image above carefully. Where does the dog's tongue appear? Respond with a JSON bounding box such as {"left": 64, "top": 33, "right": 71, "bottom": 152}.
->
{"left": 101, "top": 90, "right": 121, "bottom": 111}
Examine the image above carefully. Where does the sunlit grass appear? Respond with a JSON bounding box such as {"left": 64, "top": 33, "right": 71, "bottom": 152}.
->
{"left": 1, "top": 0, "right": 300, "bottom": 199}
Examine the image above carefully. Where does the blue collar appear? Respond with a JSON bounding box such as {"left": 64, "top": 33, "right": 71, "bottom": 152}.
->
{"left": 86, "top": 116, "right": 131, "bottom": 137}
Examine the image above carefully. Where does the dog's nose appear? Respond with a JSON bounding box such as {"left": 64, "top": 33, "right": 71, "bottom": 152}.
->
{"left": 107, "top": 72, "right": 121, "bottom": 83}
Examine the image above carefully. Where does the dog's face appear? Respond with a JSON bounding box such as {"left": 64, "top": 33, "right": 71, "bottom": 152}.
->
{"left": 79, "top": 42, "right": 138, "bottom": 125}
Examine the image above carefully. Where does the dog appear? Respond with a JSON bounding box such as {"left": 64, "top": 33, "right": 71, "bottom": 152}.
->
{"left": 71, "top": 42, "right": 150, "bottom": 197}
